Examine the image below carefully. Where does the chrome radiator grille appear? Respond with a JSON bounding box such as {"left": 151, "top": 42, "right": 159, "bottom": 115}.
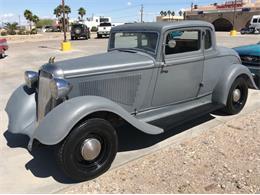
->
{"left": 37, "top": 71, "right": 53, "bottom": 122}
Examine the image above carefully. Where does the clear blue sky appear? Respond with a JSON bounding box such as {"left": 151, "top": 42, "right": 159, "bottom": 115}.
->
{"left": 0, "top": 0, "right": 224, "bottom": 24}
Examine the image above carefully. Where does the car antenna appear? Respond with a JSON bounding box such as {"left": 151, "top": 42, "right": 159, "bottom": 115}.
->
{"left": 48, "top": 56, "right": 55, "bottom": 64}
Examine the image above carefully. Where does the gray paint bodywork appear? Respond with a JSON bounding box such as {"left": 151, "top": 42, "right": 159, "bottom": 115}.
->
{"left": 5, "top": 21, "right": 257, "bottom": 149}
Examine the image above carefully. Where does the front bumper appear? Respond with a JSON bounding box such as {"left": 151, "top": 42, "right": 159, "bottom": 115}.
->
{"left": 5, "top": 85, "right": 37, "bottom": 150}
{"left": 97, "top": 31, "right": 110, "bottom": 35}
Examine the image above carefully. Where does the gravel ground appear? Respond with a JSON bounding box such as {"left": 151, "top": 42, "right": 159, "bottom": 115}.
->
{"left": 62, "top": 110, "right": 260, "bottom": 194}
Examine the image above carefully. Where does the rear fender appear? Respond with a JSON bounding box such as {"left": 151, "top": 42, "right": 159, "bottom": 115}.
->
{"left": 212, "top": 64, "right": 257, "bottom": 105}
{"left": 33, "top": 96, "right": 164, "bottom": 145}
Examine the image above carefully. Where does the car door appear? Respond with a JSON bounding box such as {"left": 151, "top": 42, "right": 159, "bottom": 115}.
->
{"left": 152, "top": 28, "right": 204, "bottom": 107}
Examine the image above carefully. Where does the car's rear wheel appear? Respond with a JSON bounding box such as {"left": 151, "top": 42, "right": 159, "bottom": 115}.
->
{"left": 224, "top": 77, "right": 248, "bottom": 115}
{"left": 56, "top": 118, "right": 118, "bottom": 181}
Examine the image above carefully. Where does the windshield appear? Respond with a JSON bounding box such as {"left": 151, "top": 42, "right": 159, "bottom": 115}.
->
{"left": 110, "top": 32, "right": 159, "bottom": 54}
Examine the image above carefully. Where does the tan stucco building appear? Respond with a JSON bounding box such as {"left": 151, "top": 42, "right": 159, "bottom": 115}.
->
{"left": 184, "top": 0, "right": 260, "bottom": 31}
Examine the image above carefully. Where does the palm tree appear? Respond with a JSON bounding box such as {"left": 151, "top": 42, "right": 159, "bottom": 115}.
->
{"left": 54, "top": 4, "right": 71, "bottom": 30}
{"left": 160, "top": 11, "right": 164, "bottom": 16}
{"left": 78, "top": 7, "right": 86, "bottom": 20}
{"left": 24, "top": 9, "right": 33, "bottom": 30}
{"left": 179, "top": 10, "right": 183, "bottom": 16}
{"left": 167, "top": 10, "right": 172, "bottom": 21}
{"left": 4, "top": 22, "right": 18, "bottom": 35}
{"left": 32, "top": 15, "right": 40, "bottom": 26}
{"left": 64, "top": 5, "right": 71, "bottom": 18}
{"left": 171, "top": 11, "right": 175, "bottom": 21}
{"left": 54, "top": 6, "right": 62, "bottom": 19}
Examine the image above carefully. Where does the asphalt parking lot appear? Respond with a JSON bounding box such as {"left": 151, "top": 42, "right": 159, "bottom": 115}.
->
{"left": 0, "top": 32, "right": 259, "bottom": 193}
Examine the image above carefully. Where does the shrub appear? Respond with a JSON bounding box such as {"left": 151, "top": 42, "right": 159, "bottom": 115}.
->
{"left": 91, "top": 26, "right": 97, "bottom": 32}
{"left": 30, "top": 28, "right": 37, "bottom": 34}
{"left": 1, "top": 31, "right": 7, "bottom": 36}
{"left": 18, "top": 30, "right": 26, "bottom": 35}
{"left": 8, "top": 30, "right": 16, "bottom": 35}
{"left": 36, "top": 19, "right": 54, "bottom": 28}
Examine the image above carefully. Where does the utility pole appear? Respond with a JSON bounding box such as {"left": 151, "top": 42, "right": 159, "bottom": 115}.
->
{"left": 140, "top": 4, "right": 144, "bottom": 23}
{"left": 62, "top": 0, "right": 67, "bottom": 42}
{"left": 230, "top": 0, "right": 237, "bottom": 36}
{"left": 18, "top": 15, "right": 21, "bottom": 26}
{"left": 232, "top": 0, "right": 237, "bottom": 30}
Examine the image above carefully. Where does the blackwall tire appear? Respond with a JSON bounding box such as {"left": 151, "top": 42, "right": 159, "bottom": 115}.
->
{"left": 56, "top": 118, "right": 118, "bottom": 181}
{"left": 224, "top": 77, "right": 248, "bottom": 115}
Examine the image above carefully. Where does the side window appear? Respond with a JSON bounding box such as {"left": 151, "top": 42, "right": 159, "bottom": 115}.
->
{"left": 204, "top": 30, "right": 212, "bottom": 50}
{"left": 165, "top": 30, "right": 201, "bottom": 55}
{"left": 252, "top": 18, "right": 257, "bottom": 23}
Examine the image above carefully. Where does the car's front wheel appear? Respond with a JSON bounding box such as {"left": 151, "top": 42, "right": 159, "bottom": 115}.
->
{"left": 224, "top": 77, "right": 248, "bottom": 115}
{"left": 56, "top": 118, "right": 118, "bottom": 181}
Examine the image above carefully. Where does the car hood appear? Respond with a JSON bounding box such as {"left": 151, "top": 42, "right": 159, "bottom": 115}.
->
{"left": 233, "top": 43, "right": 260, "bottom": 57}
{"left": 54, "top": 50, "right": 155, "bottom": 78}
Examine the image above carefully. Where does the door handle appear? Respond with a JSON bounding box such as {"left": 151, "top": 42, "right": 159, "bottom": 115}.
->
{"left": 161, "top": 64, "right": 168, "bottom": 73}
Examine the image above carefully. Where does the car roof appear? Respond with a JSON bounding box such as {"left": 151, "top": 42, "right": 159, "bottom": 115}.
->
{"left": 111, "top": 21, "right": 214, "bottom": 33}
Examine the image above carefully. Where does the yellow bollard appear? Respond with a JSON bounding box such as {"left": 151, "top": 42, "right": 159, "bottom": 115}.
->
{"left": 61, "top": 41, "right": 72, "bottom": 51}
{"left": 230, "top": 30, "right": 237, "bottom": 36}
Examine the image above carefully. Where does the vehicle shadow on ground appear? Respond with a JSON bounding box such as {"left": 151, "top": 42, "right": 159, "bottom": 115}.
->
{"left": 94, "top": 37, "right": 109, "bottom": 39}
{"left": 3, "top": 113, "right": 215, "bottom": 184}
{"left": 117, "top": 113, "right": 215, "bottom": 152}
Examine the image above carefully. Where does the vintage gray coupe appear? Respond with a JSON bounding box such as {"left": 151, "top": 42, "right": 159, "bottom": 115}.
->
{"left": 6, "top": 21, "right": 257, "bottom": 181}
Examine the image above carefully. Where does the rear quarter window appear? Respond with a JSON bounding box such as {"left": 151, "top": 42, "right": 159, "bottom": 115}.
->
{"left": 204, "top": 30, "right": 212, "bottom": 50}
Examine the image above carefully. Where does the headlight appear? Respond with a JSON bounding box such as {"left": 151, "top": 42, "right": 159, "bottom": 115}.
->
{"left": 50, "top": 78, "right": 72, "bottom": 99}
{"left": 24, "top": 71, "right": 38, "bottom": 88}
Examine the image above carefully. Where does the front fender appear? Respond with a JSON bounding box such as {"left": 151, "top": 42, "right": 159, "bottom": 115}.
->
{"left": 5, "top": 85, "right": 37, "bottom": 137}
{"left": 212, "top": 64, "right": 257, "bottom": 105}
{"left": 33, "top": 96, "right": 164, "bottom": 145}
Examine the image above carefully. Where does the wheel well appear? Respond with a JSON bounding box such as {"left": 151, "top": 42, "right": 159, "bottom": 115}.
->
{"left": 74, "top": 111, "right": 125, "bottom": 132}
{"left": 238, "top": 73, "right": 254, "bottom": 89}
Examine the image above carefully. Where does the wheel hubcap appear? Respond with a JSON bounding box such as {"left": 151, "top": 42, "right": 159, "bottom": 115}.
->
{"left": 81, "top": 138, "right": 101, "bottom": 161}
{"left": 232, "top": 88, "right": 241, "bottom": 102}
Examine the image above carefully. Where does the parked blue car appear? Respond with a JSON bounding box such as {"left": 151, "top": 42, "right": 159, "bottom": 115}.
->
{"left": 234, "top": 42, "right": 260, "bottom": 87}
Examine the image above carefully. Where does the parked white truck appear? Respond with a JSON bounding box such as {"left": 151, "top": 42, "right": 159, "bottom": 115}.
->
{"left": 97, "top": 22, "right": 112, "bottom": 38}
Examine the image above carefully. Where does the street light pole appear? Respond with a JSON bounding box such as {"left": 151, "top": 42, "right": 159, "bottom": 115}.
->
{"left": 62, "top": 0, "right": 67, "bottom": 42}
